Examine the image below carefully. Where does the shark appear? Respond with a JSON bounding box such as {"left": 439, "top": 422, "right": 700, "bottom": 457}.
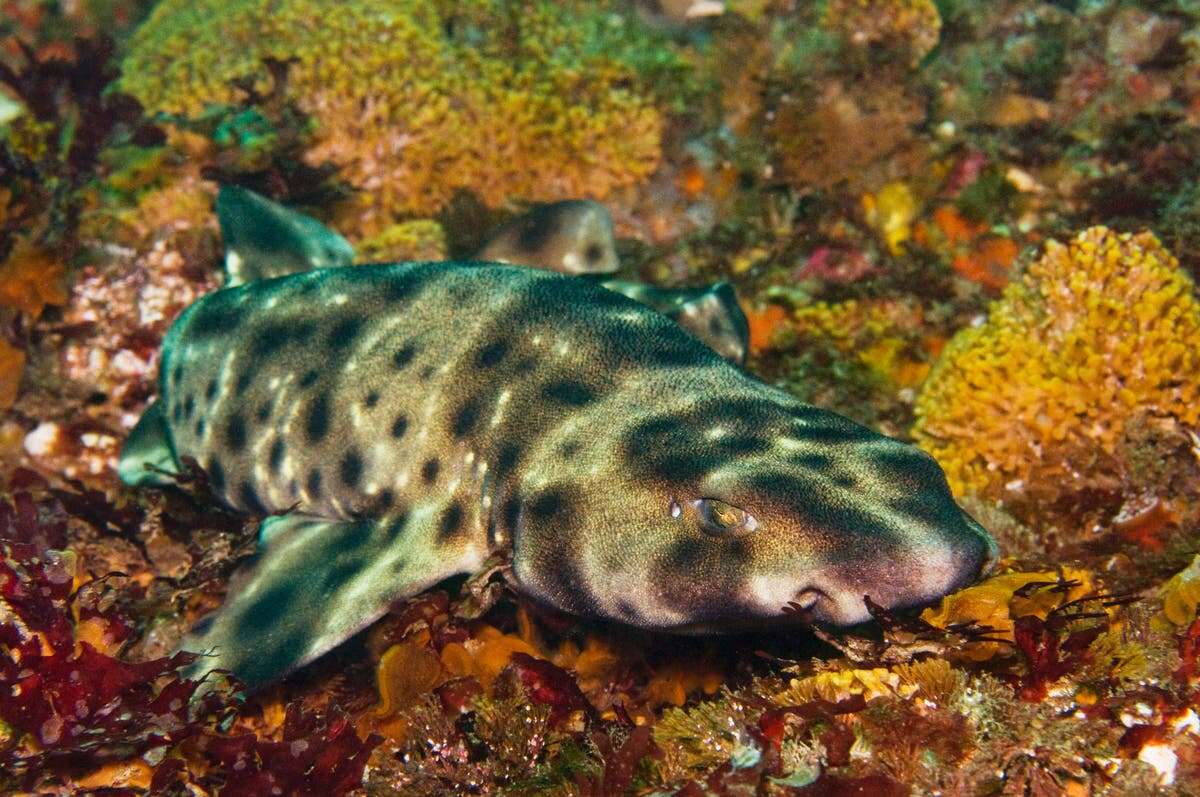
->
{"left": 216, "top": 187, "right": 751, "bottom": 363}
{"left": 118, "top": 195, "right": 997, "bottom": 691}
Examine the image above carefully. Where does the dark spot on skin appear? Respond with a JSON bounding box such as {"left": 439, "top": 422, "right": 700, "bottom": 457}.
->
{"left": 528, "top": 487, "right": 570, "bottom": 524}
{"left": 195, "top": 418, "right": 206, "bottom": 437}
{"left": 306, "top": 392, "right": 330, "bottom": 441}
{"left": 383, "top": 511, "right": 409, "bottom": 542}
{"left": 225, "top": 414, "right": 247, "bottom": 451}
{"left": 452, "top": 400, "right": 480, "bottom": 437}
{"left": 383, "top": 271, "right": 424, "bottom": 302}
{"left": 375, "top": 489, "right": 394, "bottom": 510}
{"left": 307, "top": 469, "right": 323, "bottom": 497}
{"left": 328, "top": 317, "right": 363, "bottom": 349}
{"left": 392, "top": 343, "right": 417, "bottom": 369}
{"left": 514, "top": 357, "right": 536, "bottom": 375}
{"left": 320, "top": 555, "right": 363, "bottom": 593}
{"left": 792, "top": 453, "right": 833, "bottom": 470}
{"left": 188, "top": 298, "right": 245, "bottom": 338}
{"left": 364, "top": 391, "right": 380, "bottom": 408}
{"left": 208, "top": 459, "right": 225, "bottom": 494}
{"left": 299, "top": 370, "right": 319, "bottom": 388}
{"left": 421, "top": 458, "right": 440, "bottom": 483}
{"left": 237, "top": 582, "right": 296, "bottom": 640}
{"left": 339, "top": 451, "right": 363, "bottom": 487}
{"left": 665, "top": 538, "right": 706, "bottom": 571}
{"left": 171, "top": 364, "right": 183, "bottom": 385}
{"left": 793, "top": 423, "right": 876, "bottom": 446}
{"left": 205, "top": 380, "right": 218, "bottom": 402}
{"left": 541, "top": 379, "right": 595, "bottom": 406}
{"left": 501, "top": 494, "right": 521, "bottom": 536}
{"left": 475, "top": 339, "right": 509, "bottom": 368}
{"left": 584, "top": 243, "right": 602, "bottom": 263}
{"left": 183, "top": 395, "right": 195, "bottom": 420}
{"left": 240, "top": 482, "right": 267, "bottom": 514}
{"left": 391, "top": 414, "right": 409, "bottom": 438}
{"left": 251, "top": 320, "right": 317, "bottom": 357}
{"left": 438, "top": 502, "right": 464, "bottom": 541}
{"left": 256, "top": 401, "right": 272, "bottom": 423}
{"left": 269, "top": 440, "right": 285, "bottom": 473}
{"left": 420, "top": 365, "right": 436, "bottom": 380}
{"left": 235, "top": 372, "right": 252, "bottom": 396}
{"left": 557, "top": 441, "right": 580, "bottom": 458}
{"left": 172, "top": 402, "right": 183, "bottom": 424}
{"left": 494, "top": 443, "right": 521, "bottom": 477}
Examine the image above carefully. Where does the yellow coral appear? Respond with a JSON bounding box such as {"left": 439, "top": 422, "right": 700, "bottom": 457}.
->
{"left": 921, "top": 568, "right": 1095, "bottom": 661}
{"left": 791, "top": 298, "right": 931, "bottom": 387}
{"left": 913, "top": 227, "right": 1200, "bottom": 498}
{"left": 775, "top": 667, "right": 915, "bottom": 705}
{"left": 822, "top": 0, "right": 942, "bottom": 64}
{"left": 862, "top": 180, "right": 918, "bottom": 255}
{"left": 1158, "top": 555, "right": 1200, "bottom": 629}
{"left": 120, "top": 0, "right": 663, "bottom": 237}
{"left": 355, "top": 220, "right": 447, "bottom": 263}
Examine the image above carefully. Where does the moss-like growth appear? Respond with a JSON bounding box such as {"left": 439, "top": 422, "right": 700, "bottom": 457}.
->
{"left": 120, "top": 0, "right": 675, "bottom": 236}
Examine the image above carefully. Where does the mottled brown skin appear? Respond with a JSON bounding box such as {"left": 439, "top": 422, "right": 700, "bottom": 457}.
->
{"left": 120, "top": 261, "right": 994, "bottom": 689}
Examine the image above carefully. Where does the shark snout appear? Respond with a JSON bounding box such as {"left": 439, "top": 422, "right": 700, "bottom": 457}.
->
{"left": 796, "top": 514, "right": 998, "bottom": 626}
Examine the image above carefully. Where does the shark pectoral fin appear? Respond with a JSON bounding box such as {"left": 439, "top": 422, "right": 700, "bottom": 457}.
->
{"left": 180, "top": 511, "right": 453, "bottom": 691}
{"left": 216, "top": 185, "right": 356, "bottom": 286}
{"left": 117, "top": 400, "right": 180, "bottom": 487}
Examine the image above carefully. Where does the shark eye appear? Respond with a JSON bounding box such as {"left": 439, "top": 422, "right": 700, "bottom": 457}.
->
{"left": 694, "top": 498, "right": 757, "bottom": 535}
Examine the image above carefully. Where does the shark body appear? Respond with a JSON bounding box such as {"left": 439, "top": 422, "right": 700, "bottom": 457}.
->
{"left": 120, "top": 254, "right": 995, "bottom": 690}
{"left": 217, "top": 187, "right": 751, "bottom": 363}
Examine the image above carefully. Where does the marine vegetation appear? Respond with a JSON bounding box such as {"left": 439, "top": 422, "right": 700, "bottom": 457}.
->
{"left": 5, "top": 0, "right": 1200, "bottom": 794}
{"left": 120, "top": 0, "right": 676, "bottom": 236}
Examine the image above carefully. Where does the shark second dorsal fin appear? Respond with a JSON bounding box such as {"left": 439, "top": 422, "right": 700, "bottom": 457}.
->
{"left": 216, "top": 185, "right": 356, "bottom": 286}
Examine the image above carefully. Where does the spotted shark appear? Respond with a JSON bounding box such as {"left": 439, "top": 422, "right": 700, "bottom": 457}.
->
{"left": 216, "top": 187, "right": 751, "bottom": 363}
{"left": 119, "top": 248, "right": 996, "bottom": 689}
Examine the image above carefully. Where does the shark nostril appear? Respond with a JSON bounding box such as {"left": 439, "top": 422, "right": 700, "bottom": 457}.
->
{"left": 793, "top": 588, "right": 821, "bottom": 611}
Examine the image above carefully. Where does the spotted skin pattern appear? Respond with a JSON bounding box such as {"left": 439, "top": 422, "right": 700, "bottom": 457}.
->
{"left": 120, "top": 261, "right": 995, "bottom": 689}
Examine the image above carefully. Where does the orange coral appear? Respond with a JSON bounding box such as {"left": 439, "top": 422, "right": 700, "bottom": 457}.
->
{"left": 913, "top": 227, "right": 1200, "bottom": 498}
{"left": 0, "top": 242, "right": 67, "bottom": 318}
{"left": 744, "top": 303, "right": 788, "bottom": 354}
{"left": 0, "top": 340, "right": 24, "bottom": 410}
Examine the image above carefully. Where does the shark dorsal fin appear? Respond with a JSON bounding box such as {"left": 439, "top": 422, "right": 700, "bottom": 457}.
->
{"left": 216, "top": 185, "right": 356, "bottom": 286}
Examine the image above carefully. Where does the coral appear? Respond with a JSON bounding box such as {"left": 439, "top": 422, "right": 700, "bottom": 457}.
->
{"left": 822, "top": 0, "right": 942, "bottom": 65}
{"left": 920, "top": 568, "right": 1096, "bottom": 661}
{"left": 0, "top": 340, "right": 24, "bottom": 410}
{"left": 355, "top": 219, "right": 448, "bottom": 263}
{"left": 1159, "top": 555, "right": 1200, "bottom": 630}
{"left": 913, "top": 227, "right": 1200, "bottom": 501}
{"left": 769, "top": 79, "right": 926, "bottom": 195}
{"left": 0, "top": 241, "right": 67, "bottom": 318}
{"left": 119, "top": 0, "right": 668, "bottom": 236}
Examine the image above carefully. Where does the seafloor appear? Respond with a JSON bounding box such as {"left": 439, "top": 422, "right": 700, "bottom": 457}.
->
{"left": 3, "top": 0, "right": 1200, "bottom": 794}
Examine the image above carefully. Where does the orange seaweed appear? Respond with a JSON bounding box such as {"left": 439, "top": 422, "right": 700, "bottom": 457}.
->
{"left": 0, "top": 340, "right": 24, "bottom": 410}
{"left": 745, "top": 304, "right": 788, "bottom": 354}
{"left": 0, "top": 243, "right": 67, "bottom": 318}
